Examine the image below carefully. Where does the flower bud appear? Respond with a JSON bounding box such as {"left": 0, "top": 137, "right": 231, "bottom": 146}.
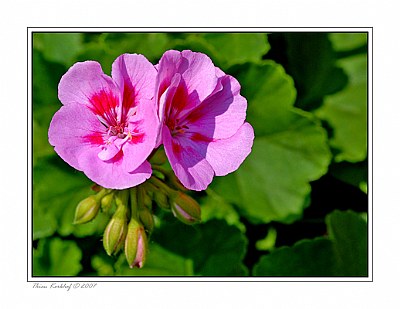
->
{"left": 139, "top": 207, "right": 154, "bottom": 234}
{"left": 100, "top": 193, "right": 114, "bottom": 213}
{"left": 154, "top": 191, "right": 170, "bottom": 210}
{"left": 143, "top": 191, "right": 152, "bottom": 209}
{"left": 103, "top": 205, "right": 128, "bottom": 256}
{"left": 73, "top": 196, "right": 100, "bottom": 224}
{"left": 170, "top": 192, "right": 201, "bottom": 225}
{"left": 125, "top": 219, "right": 148, "bottom": 268}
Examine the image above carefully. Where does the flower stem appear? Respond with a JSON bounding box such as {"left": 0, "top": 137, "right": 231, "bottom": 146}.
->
{"left": 151, "top": 165, "right": 170, "bottom": 176}
{"left": 129, "top": 187, "right": 139, "bottom": 220}
{"left": 148, "top": 176, "right": 177, "bottom": 197}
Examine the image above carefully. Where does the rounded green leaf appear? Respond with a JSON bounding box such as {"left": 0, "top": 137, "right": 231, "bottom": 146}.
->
{"left": 213, "top": 61, "right": 331, "bottom": 224}
{"left": 236, "top": 112, "right": 331, "bottom": 223}
{"left": 329, "top": 33, "right": 367, "bottom": 52}
{"left": 253, "top": 210, "right": 368, "bottom": 276}
{"left": 231, "top": 61, "right": 297, "bottom": 136}
{"left": 316, "top": 54, "right": 367, "bottom": 162}
{"left": 33, "top": 33, "right": 84, "bottom": 67}
{"left": 201, "top": 33, "right": 270, "bottom": 66}
{"left": 114, "top": 243, "right": 194, "bottom": 276}
{"left": 326, "top": 210, "right": 368, "bottom": 276}
{"left": 253, "top": 238, "right": 336, "bottom": 276}
{"left": 33, "top": 159, "right": 106, "bottom": 239}
{"left": 152, "top": 219, "right": 248, "bottom": 276}
{"left": 33, "top": 238, "right": 82, "bottom": 276}
{"left": 283, "top": 32, "right": 348, "bottom": 110}
{"left": 200, "top": 188, "right": 245, "bottom": 232}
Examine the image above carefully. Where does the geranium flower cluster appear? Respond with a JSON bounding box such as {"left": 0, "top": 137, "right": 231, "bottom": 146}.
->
{"left": 49, "top": 50, "right": 254, "bottom": 191}
{"left": 48, "top": 50, "right": 254, "bottom": 268}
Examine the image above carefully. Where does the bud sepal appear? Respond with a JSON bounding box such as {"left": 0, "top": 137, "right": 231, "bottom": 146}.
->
{"left": 170, "top": 192, "right": 201, "bottom": 225}
{"left": 103, "top": 190, "right": 129, "bottom": 256}
{"left": 124, "top": 219, "right": 148, "bottom": 268}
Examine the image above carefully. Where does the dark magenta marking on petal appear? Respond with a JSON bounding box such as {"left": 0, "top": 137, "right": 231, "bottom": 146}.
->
{"left": 158, "top": 80, "right": 169, "bottom": 102}
{"left": 129, "top": 132, "right": 145, "bottom": 144}
{"left": 82, "top": 132, "right": 104, "bottom": 145}
{"left": 89, "top": 90, "right": 119, "bottom": 126}
{"left": 172, "top": 140, "right": 183, "bottom": 157}
{"left": 121, "top": 81, "right": 136, "bottom": 123}
{"left": 170, "top": 82, "right": 189, "bottom": 118}
{"left": 190, "top": 132, "right": 213, "bottom": 143}
{"left": 184, "top": 105, "right": 206, "bottom": 124}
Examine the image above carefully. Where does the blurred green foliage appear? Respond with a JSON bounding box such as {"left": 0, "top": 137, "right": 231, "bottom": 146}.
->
{"left": 32, "top": 32, "right": 368, "bottom": 277}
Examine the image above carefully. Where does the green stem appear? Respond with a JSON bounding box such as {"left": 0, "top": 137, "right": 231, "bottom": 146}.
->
{"left": 137, "top": 186, "right": 145, "bottom": 211}
{"left": 129, "top": 187, "right": 139, "bottom": 220}
{"left": 114, "top": 189, "right": 129, "bottom": 219}
{"left": 142, "top": 181, "right": 158, "bottom": 193}
{"left": 148, "top": 176, "right": 177, "bottom": 196}
{"left": 95, "top": 188, "right": 113, "bottom": 202}
{"left": 152, "top": 165, "right": 170, "bottom": 176}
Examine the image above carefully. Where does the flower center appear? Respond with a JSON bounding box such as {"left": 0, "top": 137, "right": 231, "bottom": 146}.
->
{"left": 108, "top": 123, "right": 127, "bottom": 139}
{"left": 167, "top": 118, "right": 189, "bottom": 137}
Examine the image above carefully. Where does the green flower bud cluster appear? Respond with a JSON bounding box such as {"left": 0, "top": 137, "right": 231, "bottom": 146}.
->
{"left": 102, "top": 188, "right": 151, "bottom": 268}
{"left": 72, "top": 156, "right": 202, "bottom": 268}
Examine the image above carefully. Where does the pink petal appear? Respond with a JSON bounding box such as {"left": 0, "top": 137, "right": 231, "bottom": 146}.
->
{"left": 180, "top": 50, "right": 218, "bottom": 104}
{"left": 111, "top": 54, "right": 157, "bottom": 123}
{"left": 98, "top": 136, "right": 120, "bottom": 161}
{"left": 206, "top": 122, "right": 255, "bottom": 176}
{"left": 184, "top": 74, "right": 247, "bottom": 140}
{"left": 156, "top": 50, "right": 218, "bottom": 109}
{"left": 158, "top": 73, "right": 181, "bottom": 126}
{"left": 121, "top": 99, "right": 159, "bottom": 173}
{"left": 58, "top": 61, "right": 120, "bottom": 107}
{"left": 48, "top": 103, "right": 106, "bottom": 171}
{"left": 162, "top": 126, "right": 214, "bottom": 191}
{"left": 78, "top": 150, "right": 152, "bottom": 189}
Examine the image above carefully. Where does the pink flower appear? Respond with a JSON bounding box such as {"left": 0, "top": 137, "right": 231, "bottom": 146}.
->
{"left": 155, "top": 50, "right": 254, "bottom": 191}
{"left": 48, "top": 54, "right": 159, "bottom": 189}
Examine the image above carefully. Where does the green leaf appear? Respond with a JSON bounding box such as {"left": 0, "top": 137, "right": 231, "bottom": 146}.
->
{"left": 32, "top": 49, "right": 64, "bottom": 124}
{"left": 33, "top": 238, "right": 82, "bottom": 276}
{"left": 255, "top": 227, "right": 277, "bottom": 251}
{"left": 103, "top": 33, "right": 169, "bottom": 63}
{"left": 236, "top": 112, "right": 331, "bottom": 223}
{"left": 315, "top": 54, "right": 367, "bottom": 162}
{"left": 91, "top": 254, "right": 116, "bottom": 276}
{"left": 152, "top": 219, "right": 248, "bottom": 276}
{"left": 329, "top": 160, "right": 368, "bottom": 192}
{"left": 33, "top": 119, "right": 56, "bottom": 166}
{"left": 326, "top": 210, "right": 368, "bottom": 276}
{"left": 168, "top": 35, "right": 224, "bottom": 69}
{"left": 114, "top": 243, "right": 194, "bottom": 276}
{"left": 33, "top": 158, "right": 107, "bottom": 239}
{"left": 253, "top": 210, "right": 368, "bottom": 276}
{"left": 230, "top": 61, "right": 297, "bottom": 136}
{"left": 214, "top": 61, "right": 331, "bottom": 224}
{"left": 201, "top": 33, "right": 270, "bottom": 67}
{"left": 33, "top": 33, "right": 84, "bottom": 67}
{"left": 329, "top": 33, "right": 367, "bottom": 52}
{"left": 200, "top": 188, "right": 245, "bottom": 232}
{"left": 284, "top": 33, "right": 348, "bottom": 110}
{"left": 75, "top": 33, "right": 169, "bottom": 75}
{"left": 75, "top": 40, "right": 116, "bottom": 75}
{"left": 169, "top": 33, "right": 269, "bottom": 70}
{"left": 253, "top": 238, "right": 336, "bottom": 276}
{"left": 209, "top": 173, "right": 243, "bottom": 206}
{"left": 32, "top": 50, "right": 65, "bottom": 166}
